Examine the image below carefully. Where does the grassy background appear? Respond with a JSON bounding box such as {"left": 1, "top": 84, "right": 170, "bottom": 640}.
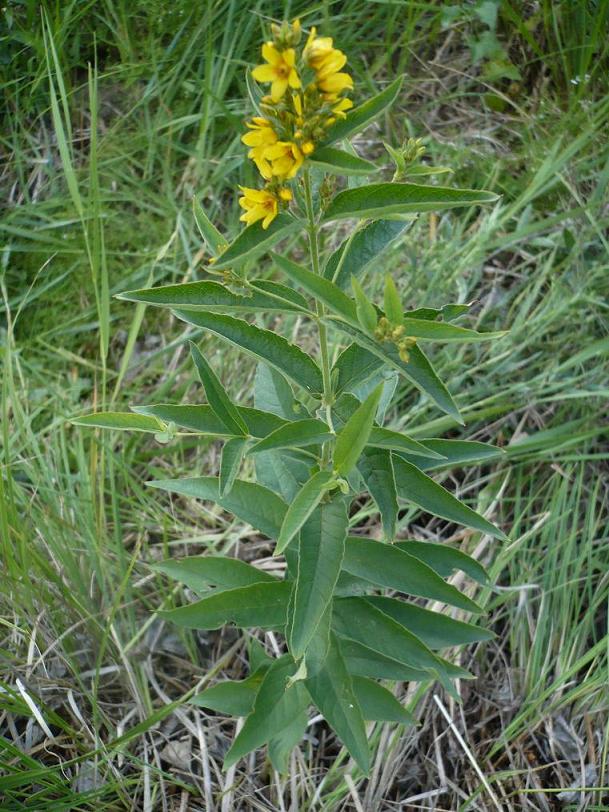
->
{"left": 2, "top": 1, "right": 609, "bottom": 809}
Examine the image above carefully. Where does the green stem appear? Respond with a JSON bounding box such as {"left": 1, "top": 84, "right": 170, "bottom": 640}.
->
{"left": 303, "top": 168, "right": 334, "bottom": 465}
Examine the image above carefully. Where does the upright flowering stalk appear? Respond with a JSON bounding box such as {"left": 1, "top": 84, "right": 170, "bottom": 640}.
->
{"left": 76, "top": 18, "right": 506, "bottom": 778}
{"left": 239, "top": 19, "right": 353, "bottom": 229}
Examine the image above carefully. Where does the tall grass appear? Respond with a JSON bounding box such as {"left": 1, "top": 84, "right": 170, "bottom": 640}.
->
{"left": 1, "top": 1, "right": 608, "bottom": 808}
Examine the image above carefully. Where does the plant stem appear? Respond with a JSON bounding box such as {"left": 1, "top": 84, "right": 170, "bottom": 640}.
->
{"left": 303, "top": 169, "right": 334, "bottom": 465}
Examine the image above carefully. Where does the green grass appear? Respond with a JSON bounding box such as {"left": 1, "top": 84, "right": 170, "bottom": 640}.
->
{"left": 2, "top": 1, "right": 609, "bottom": 808}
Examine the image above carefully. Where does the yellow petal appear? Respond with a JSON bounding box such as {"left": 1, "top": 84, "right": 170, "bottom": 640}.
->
{"left": 288, "top": 68, "right": 301, "bottom": 89}
{"left": 270, "top": 77, "right": 288, "bottom": 101}
{"left": 262, "top": 42, "right": 281, "bottom": 65}
{"left": 252, "top": 64, "right": 276, "bottom": 82}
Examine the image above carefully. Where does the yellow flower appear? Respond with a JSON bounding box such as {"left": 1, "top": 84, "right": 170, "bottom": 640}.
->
{"left": 304, "top": 28, "right": 353, "bottom": 96}
{"left": 238, "top": 186, "right": 280, "bottom": 229}
{"left": 265, "top": 141, "right": 304, "bottom": 179}
{"left": 252, "top": 43, "right": 301, "bottom": 102}
{"left": 241, "top": 117, "right": 278, "bottom": 179}
{"left": 331, "top": 96, "right": 353, "bottom": 118}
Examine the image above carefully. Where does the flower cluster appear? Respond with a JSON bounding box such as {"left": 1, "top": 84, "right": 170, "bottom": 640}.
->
{"left": 239, "top": 19, "right": 353, "bottom": 229}
{"left": 374, "top": 317, "right": 417, "bottom": 363}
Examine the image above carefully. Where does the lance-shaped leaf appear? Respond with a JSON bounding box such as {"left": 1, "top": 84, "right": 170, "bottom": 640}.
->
{"left": 342, "top": 537, "right": 481, "bottom": 613}
{"left": 268, "top": 710, "right": 309, "bottom": 773}
{"left": 275, "top": 470, "right": 336, "bottom": 556}
{"left": 324, "top": 219, "right": 410, "bottom": 289}
{"left": 365, "top": 597, "right": 493, "bottom": 650}
{"left": 395, "top": 541, "right": 488, "bottom": 585}
{"left": 220, "top": 437, "right": 248, "bottom": 496}
{"left": 392, "top": 456, "right": 507, "bottom": 540}
{"left": 191, "top": 671, "right": 266, "bottom": 716}
{"left": 148, "top": 477, "right": 286, "bottom": 539}
{"left": 153, "top": 555, "right": 276, "bottom": 594}
{"left": 329, "top": 321, "right": 461, "bottom": 422}
{"left": 357, "top": 448, "right": 398, "bottom": 541}
{"left": 71, "top": 412, "right": 165, "bottom": 433}
{"left": 134, "top": 403, "right": 286, "bottom": 438}
{"left": 161, "top": 580, "right": 291, "bottom": 630}
{"left": 248, "top": 418, "right": 332, "bottom": 455}
{"left": 396, "top": 319, "right": 505, "bottom": 342}
{"left": 309, "top": 146, "right": 378, "bottom": 176}
{"left": 322, "top": 76, "right": 403, "bottom": 146}
{"left": 254, "top": 362, "right": 299, "bottom": 419}
{"left": 116, "top": 279, "right": 309, "bottom": 314}
{"left": 352, "top": 677, "right": 415, "bottom": 725}
{"left": 304, "top": 603, "right": 332, "bottom": 677}
{"left": 211, "top": 214, "right": 300, "bottom": 269}
{"left": 340, "top": 638, "right": 429, "bottom": 681}
{"left": 249, "top": 279, "right": 312, "bottom": 312}
{"left": 192, "top": 197, "right": 228, "bottom": 256}
{"left": 396, "top": 438, "right": 503, "bottom": 472}
{"left": 271, "top": 253, "right": 358, "bottom": 324}
{"left": 368, "top": 426, "right": 444, "bottom": 459}
{"left": 288, "top": 498, "right": 348, "bottom": 659}
{"left": 224, "top": 657, "right": 310, "bottom": 768}
{"left": 334, "top": 383, "right": 383, "bottom": 475}
{"left": 305, "top": 634, "right": 370, "bottom": 773}
{"left": 352, "top": 276, "right": 378, "bottom": 333}
{"left": 333, "top": 342, "right": 385, "bottom": 396}
{"left": 332, "top": 598, "right": 471, "bottom": 689}
{"left": 383, "top": 274, "right": 403, "bottom": 325}
{"left": 174, "top": 311, "right": 323, "bottom": 394}
{"left": 190, "top": 342, "right": 248, "bottom": 436}
{"left": 324, "top": 182, "right": 499, "bottom": 222}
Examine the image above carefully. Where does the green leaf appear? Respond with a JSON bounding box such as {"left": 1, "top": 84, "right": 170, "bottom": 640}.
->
{"left": 191, "top": 673, "right": 264, "bottom": 717}
{"left": 275, "top": 471, "right": 336, "bottom": 556}
{"left": 211, "top": 214, "right": 300, "bottom": 269}
{"left": 220, "top": 437, "right": 248, "bottom": 496}
{"left": 332, "top": 598, "right": 471, "bottom": 686}
{"left": 334, "top": 383, "right": 383, "bottom": 475}
{"left": 192, "top": 197, "right": 228, "bottom": 256}
{"left": 352, "top": 677, "right": 415, "bottom": 725}
{"left": 368, "top": 426, "right": 444, "bottom": 459}
{"left": 116, "top": 279, "right": 309, "bottom": 314}
{"left": 148, "top": 477, "right": 286, "bottom": 539}
{"left": 304, "top": 603, "right": 332, "bottom": 677}
{"left": 190, "top": 342, "right": 248, "bottom": 436}
{"left": 249, "top": 279, "right": 312, "bottom": 313}
{"left": 254, "top": 362, "right": 299, "bottom": 419}
{"left": 71, "top": 412, "right": 165, "bottom": 433}
{"left": 383, "top": 274, "right": 403, "bottom": 325}
{"left": 288, "top": 498, "right": 348, "bottom": 659}
{"left": 395, "top": 541, "right": 488, "bottom": 585}
{"left": 305, "top": 634, "right": 370, "bottom": 773}
{"left": 395, "top": 319, "right": 505, "bottom": 342}
{"left": 365, "top": 597, "right": 493, "bottom": 649}
{"left": 134, "top": 403, "right": 285, "bottom": 439}
{"left": 268, "top": 709, "right": 309, "bottom": 773}
{"left": 322, "top": 76, "right": 403, "bottom": 146}
{"left": 392, "top": 456, "right": 507, "bottom": 540}
{"left": 342, "top": 537, "right": 481, "bottom": 613}
{"left": 324, "top": 182, "right": 499, "bottom": 222}
{"left": 329, "top": 322, "right": 461, "bottom": 422}
{"left": 340, "top": 639, "right": 429, "bottom": 682}
{"left": 333, "top": 343, "right": 385, "bottom": 396}
{"left": 254, "top": 447, "right": 312, "bottom": 504}
{"left": 152, "top": 555, "right": 276, "bottom": 593}
{"left": 351, "top": 276, "right": 378, "bottom": 333}
{"left": 161, "top": 581, "right": 291, "bottom": 630}
{"left": 174, "top": 311, "right": 323, "bottom": 394}
{"left": 271, "top": 253, "right": 358, "bottom": 324}
{"left": 248, "top": 419, "right": 332, "bottom": 455}
{"left": 324, "top": 219, "right": 410, "bottom": 289}
{"left": 224, "top": 657, "right": 310, "bottom": 768}
{"left": 357, "top": 449, "right": 398, "bottom": 541}
{"left": 309, "top": 146, "right": 378, "bottom": 176}
{"left": 396, "top": 438, "right": 503, "bottom": 472}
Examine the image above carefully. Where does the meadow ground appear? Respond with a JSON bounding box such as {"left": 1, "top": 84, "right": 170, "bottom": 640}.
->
{"left": 1, "top": 1, "right": 609, "bottom": 809}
